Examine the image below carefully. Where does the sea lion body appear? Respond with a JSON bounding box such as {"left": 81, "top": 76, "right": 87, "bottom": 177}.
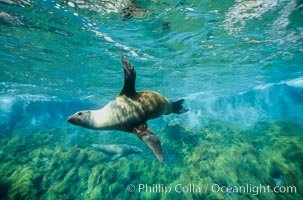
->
{"left": 69, "top": 91, "right": 172, "bottom": 132}
{"left": 68, "top": 54, "right": 188, "bottom": 163}
{"left": 91, "top": 143, "right": 143, "bottom": 161}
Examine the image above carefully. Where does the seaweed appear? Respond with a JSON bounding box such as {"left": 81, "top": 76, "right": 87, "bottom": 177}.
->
{"left": 0, "top": 121, "right": 302, "bottom": 199}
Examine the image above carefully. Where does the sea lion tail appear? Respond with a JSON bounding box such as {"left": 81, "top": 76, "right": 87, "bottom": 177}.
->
{"left": 172, "top": 99, "right": 189, "bottom": 114}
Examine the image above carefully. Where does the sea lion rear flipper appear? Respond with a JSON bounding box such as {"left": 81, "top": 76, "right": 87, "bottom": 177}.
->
{"left": 173, "top": 99, "right": 189, "bottom": 114}
{"left": 120, "top": 53, "right": 137, "bottom": 97}
{"left": 133, "top": 125, "right": 163, "bottom": 163}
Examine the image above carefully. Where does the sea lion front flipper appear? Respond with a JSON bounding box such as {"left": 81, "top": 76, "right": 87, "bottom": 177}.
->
{"left": 120, "top": 53, "right": 137, "bottom": 97}
{"left": 133, "top": 125, "right": 163, "bottom": 163}
{"left": 110, "top": 153, "right": 123, "bottom": 161}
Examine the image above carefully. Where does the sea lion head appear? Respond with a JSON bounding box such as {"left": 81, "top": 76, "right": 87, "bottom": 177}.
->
{"left": 67, "top": 110, "right": 93, "bottom": 129}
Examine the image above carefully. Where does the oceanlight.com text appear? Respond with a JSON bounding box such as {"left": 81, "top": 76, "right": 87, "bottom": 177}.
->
{"left": 126, "top": 183, "right": 297, "bottom": 196}
{"left": 211, "top": 184, "right": 297, "bottom": 195}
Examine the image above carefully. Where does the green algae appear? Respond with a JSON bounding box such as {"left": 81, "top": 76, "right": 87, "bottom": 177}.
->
{"left": 0, "top": 121, "right": 302, "bottom": 199}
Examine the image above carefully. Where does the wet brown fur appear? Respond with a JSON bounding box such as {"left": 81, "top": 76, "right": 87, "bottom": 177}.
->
{"left": 68, "top": 54, "right": 187, "bottom": 163}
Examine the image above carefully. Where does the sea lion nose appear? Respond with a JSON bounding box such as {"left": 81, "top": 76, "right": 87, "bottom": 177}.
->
{"left": 67, "top": 115, "right": 75, "bottom": 124}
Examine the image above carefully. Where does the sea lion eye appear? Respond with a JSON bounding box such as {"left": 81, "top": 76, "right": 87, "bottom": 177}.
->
{"left": 78, "top": 112, "right": 82, "bottom": 116}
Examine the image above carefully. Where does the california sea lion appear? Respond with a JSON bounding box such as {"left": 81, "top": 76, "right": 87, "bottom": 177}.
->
{"left": 91, "top": 144, "right": 143, "bottom": 161}
{"left": 67, "top": 54, "right": 188, "bottom": 163}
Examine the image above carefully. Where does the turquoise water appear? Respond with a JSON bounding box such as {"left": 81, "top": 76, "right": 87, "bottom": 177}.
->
{"left": 1, "top": 0, "right": 303, "bottom": 199}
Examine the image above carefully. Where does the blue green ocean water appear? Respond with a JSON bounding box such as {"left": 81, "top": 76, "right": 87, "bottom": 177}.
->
{"left": 1, "top": 0, "right": 303, "bottom": 199}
